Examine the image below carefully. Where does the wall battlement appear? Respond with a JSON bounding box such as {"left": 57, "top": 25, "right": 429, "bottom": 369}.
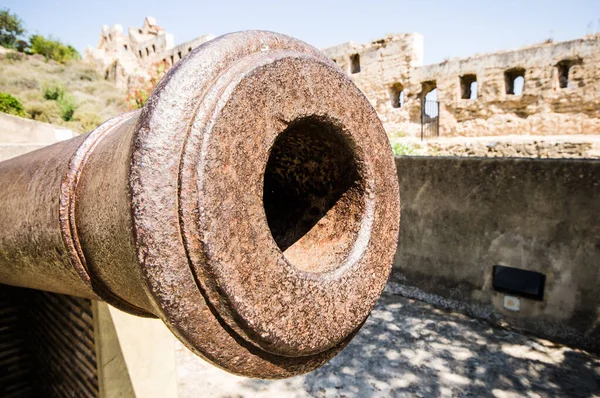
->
{"left": 85, "top": 18, "right": 600, "bottom": 138}
{"left": 324, "top": 33, "right": 600, "bottom": 138}
{"left": 84, "top": 17, "right": 211, "bottom": 88}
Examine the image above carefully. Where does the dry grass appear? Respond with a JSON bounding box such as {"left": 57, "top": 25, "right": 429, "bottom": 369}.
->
{"left": 0, "top": 50, "right": 126, "bottom": 133}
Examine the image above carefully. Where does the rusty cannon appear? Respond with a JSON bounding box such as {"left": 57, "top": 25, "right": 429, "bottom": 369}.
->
{"left": 0, "top": 31, "right": 400, "bottom": 378}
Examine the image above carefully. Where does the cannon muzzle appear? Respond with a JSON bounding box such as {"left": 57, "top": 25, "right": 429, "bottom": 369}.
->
{"left": 0, "top": 31, "right": 400, "bottom": 378}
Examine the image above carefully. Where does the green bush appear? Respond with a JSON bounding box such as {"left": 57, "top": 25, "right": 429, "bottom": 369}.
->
{"left": 57, "top": 93, "right": 76, "bottom": 121}
{"left": 392, "top": 141, "right": 421, "bottom": 156}
{"left": 0, "top": 39, "right": 127, "bottom": 133}
{"left": 29, "top": 35, "right": 80, "bottom": 63}
{"left": 15, "top": 38, "right": 29, "bottom": 53}
{"left": 42, "top": 81, "right": 65, "bottom": 100}
{"left": 0, "top": 91, "right": 25, "bottom": 116}
{"left": 40, "top": 81, "right": 77, "bottom": 121}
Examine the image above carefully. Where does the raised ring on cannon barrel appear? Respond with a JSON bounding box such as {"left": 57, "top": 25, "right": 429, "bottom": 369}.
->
{"left": 0, "top": 31, "right": 400, "bottom": 378}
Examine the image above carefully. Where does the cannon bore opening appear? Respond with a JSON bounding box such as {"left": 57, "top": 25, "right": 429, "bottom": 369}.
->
{"left": 263, "top": 117, "right": 365, "bottom": 273}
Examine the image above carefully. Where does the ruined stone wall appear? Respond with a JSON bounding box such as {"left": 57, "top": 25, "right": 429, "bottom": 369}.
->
{"left": 131, "top": 33, "right": 171, "bottom": 62}
{"left": 87, "top": 18, "right": 600, "bottom": 140}
{"left": 322, "top": 34, "right": 424, "bottom": 138}
{"left": 324, "top": 34, "right": 600, "bottom": 139}
{"left": 86, "top": 18, "right": 214, "bottom": 88}
{"left": 127, "top": 16, "right": 174, "bottom": 63}
{"left": 156, "top": 35, "right": 214, "bottom": 67}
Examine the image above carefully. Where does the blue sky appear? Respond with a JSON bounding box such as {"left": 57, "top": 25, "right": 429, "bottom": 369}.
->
{"left": 3, "top": 0, "right": 599, "bottom": 65}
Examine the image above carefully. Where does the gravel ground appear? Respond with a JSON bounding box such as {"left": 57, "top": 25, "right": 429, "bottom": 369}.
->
{"left": 176, "top": 292, "right": 600, "bottom": 398}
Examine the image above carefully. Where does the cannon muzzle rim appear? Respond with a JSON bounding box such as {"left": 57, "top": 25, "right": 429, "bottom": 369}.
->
{"left": 130, "top": 30, "right": 400, "bottom": 377}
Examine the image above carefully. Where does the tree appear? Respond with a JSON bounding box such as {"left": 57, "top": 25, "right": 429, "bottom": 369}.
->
{"left": 0, "top": 8, "right": 25, "bottom": 49}
{"left": 0, "top": 92, "right": 26, "bottom": 117}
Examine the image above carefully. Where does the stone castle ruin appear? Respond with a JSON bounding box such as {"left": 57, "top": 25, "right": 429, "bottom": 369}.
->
{"left": 84, "top": 17, "right": 214, "bottom": 89}
{"left": 325, "top": 33, "right": 600, "bottom": 140}
{"left": 86, "top": 17, "right": 600, "bottom": 148}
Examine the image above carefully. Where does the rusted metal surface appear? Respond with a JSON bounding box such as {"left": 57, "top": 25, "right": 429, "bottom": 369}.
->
{"left": 0, "top": 31, "right": 400, "bottom": 378}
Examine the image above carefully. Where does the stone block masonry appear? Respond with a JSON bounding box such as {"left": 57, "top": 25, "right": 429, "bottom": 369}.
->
{"left": 86, "top": 18, "right": 600, "bottom": 141}
{"left": 323, "top": 34, "right": 600, "bottom": 139}
{"left": 323, "top": 33, "right": 424, "bottom": 138}
{"left": 392, "top": 156, "right": 600, "bottom": 353}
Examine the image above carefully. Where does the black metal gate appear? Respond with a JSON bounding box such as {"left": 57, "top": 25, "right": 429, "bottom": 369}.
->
{"left": 421, "top": 99, "right": 440, "bottom": 140}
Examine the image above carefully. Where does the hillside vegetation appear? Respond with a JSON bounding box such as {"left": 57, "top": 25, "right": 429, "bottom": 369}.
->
{"left": 0, "top": 7, "right": 125, "bottom": 132}
{"left": 0, "top": 50, "right": 126, "bottom": 133}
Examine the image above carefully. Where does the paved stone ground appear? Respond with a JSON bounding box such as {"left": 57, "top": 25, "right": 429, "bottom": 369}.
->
{"left": 176, "top": 291, "right": 600, "bottom": 398}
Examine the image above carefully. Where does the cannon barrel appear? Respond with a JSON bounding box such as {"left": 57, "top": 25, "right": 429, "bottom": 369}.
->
{"left": 0, "top": 31, "right": 400, "bottom": 378}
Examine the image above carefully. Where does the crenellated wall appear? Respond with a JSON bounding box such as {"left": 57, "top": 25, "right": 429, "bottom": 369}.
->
{"left": 157, "top": 35, "right": 214, "bottom": 67}
{"left": 323, "top": 33, "right": 424, "bottom": 138}
{"left": 324, "top": 34, "right": 600, "bottom": 139}
{"left": 86, "top": 19, "right": 600, "bottom": 139}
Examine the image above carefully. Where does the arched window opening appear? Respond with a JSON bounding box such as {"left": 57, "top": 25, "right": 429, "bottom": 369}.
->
{"left": 390, "top": 83, "right": 405, "bottom": 108}
{"left": 421, "top": 81, "right": 438, "bottom": 118}
{"left": 556, "top": 59, "right": 582, "bottom": 89}
{"left": 505, "top": 68, "right": 525, "bottom": 96}
{"left": 350, "top": 54, "right": 360, "bottom": 74}
{"left": 460, "top": 74, "right": 478, "bottom": 99}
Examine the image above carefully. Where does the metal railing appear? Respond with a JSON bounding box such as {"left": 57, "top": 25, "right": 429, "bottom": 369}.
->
{"left": 421, "top": 99, "right": 440, "bottom": 140}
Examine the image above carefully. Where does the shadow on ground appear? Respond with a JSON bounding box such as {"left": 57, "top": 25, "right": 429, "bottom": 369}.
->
{"left": 176, "top": 292, "right": 600, "bottom": 398}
